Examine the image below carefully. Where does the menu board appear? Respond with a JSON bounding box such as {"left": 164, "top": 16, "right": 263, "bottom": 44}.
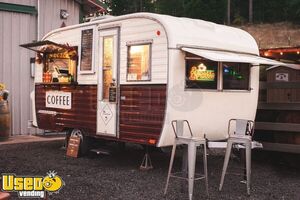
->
{"left": 66, "top": 136, "right": 80, "bottom": 158}
{"left": 109, "top": 87, "right": 117, "bottom": 103}
{"left": 80, "top": 29, "right": 93, "bottom": 71}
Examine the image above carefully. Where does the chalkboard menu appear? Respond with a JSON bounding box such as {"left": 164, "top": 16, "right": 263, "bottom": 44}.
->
{"left": 80, "top": 29, "right": 93, "bottom": 72}
{"left": 109, "top": 87, "right": 117, "bottom": 103}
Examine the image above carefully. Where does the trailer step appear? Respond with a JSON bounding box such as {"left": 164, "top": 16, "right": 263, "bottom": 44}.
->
{"left": 90, "top": 148, "right": 111, "bottom": 155}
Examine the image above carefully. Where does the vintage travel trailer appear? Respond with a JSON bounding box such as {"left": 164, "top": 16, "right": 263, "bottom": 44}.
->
{"left": 21, "top": 13, "right": 282, "bottom": 149}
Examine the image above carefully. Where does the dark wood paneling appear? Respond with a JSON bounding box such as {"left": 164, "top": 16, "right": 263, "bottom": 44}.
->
{"left": 266, "top": 67, "right": 300, "bottom": 103}
{"left": 255, "top": 122, "right": 300, "bottom": 132}
{"left": 258, "top": 102, "right": 300, "bottom": 111}
{"left": 35, "top": 84, "right": 97, "bottom": 133}
{"left": 119, "top": 85, "right": 167, "bottom": 145}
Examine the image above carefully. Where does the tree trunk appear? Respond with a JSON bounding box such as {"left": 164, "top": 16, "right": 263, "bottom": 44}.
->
{"left": 249, "top": 0, "right": 253, "bottom": 23}
{"left": 227, "top": 0, "right": 231, "bottom": 25}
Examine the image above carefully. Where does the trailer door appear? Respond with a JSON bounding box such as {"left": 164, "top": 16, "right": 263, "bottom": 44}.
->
{"left": 97, "top": 28, "right": 119, "bottom": 137}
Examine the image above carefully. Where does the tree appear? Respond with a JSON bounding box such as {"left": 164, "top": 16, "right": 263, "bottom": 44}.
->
{"left": 227, "top": 0, "right": 231, "bottom": 24}
{"left": 107, "top": 0, "right": 155, "bottom": 16}
{"left": 105, "top": 0, "right": 300, "bottom": 25}
{"left": 288, "top": 0, "right": 300, "bottom": 23}
{"left": 181, "top": 0, "right": 226, "bottom": 23}
{"left": 249, "top": 0, "right": 253, "bottom": 23}
{"left": 154, "top": 0, "right": 185, "bottom": 16}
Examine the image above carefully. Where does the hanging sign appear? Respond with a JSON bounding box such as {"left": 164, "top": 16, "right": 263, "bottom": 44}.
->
{"left": 275, "top": 73, "right": 289, "bottom": 81}
{"left": 66, "top": 136, "right": 80, "bottom": 158}
{"left": 189, "top": 66, "right": 215, "bottom": 81}
{"left": 109, "top": 87, "right": 117, "bottom": 103}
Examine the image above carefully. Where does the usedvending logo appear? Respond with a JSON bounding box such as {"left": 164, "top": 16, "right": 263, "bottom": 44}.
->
{"left": 1, "top": 171, "right": 64, "bottom": 198}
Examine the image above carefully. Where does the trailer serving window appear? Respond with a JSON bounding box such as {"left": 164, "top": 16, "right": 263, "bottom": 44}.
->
{"left": 44, "top": 50, "right": 77, "bottom": 83}
{"left": 127, "top": 44, "right": 151, "bottom": 81}
{"left": 186, "top": 59, "right": 218, "bottom": 89}
{"left": 20, "top": 40, "right": 78, "bottom": 84}
{"left": 185, "top": 52, "right": 250, "bottom": 91}
{"left": 222, "top": 62, "right": 250, "bottom": 90}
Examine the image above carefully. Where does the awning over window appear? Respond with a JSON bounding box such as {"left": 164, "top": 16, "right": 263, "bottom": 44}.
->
{"left": 20, "top": 40, "right": 70, "bottom": 54}
{"left": 182, "top": 47, "right": 286, "bottom": 66}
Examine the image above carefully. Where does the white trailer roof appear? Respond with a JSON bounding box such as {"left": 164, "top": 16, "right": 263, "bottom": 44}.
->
{"left": 145, "top": 13, "right": 259, "bottom": 55}
{"left": 44, "top": 12, "right": 259, "bottom": 55}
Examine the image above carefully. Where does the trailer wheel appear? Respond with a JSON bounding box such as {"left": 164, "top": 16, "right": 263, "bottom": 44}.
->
{"left": 70, "top": 129, "right": 90, "bottom": 156}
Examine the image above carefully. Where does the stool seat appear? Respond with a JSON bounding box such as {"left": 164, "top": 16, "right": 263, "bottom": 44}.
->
{"left": 164, "top": 120, "right": 208, "bottom": 200}
{"left": 176, "top": 136, "right": 206, "bottom": 144}
{"left": 229, "top": 135, "right": 252, "bottom": 140}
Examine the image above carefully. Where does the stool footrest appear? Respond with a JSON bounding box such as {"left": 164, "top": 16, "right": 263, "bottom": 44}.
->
{"left": 226, "top": 172, "right": 246, "bottom": 176}
{"left": 170, "top": 172, "right": 206, "bottom": 181}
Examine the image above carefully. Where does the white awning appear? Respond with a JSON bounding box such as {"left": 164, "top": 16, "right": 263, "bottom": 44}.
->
{"left": 182, "top": 47, "right": 286, "bottom": 66}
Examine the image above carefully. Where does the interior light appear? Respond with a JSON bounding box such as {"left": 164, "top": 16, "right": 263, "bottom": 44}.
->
{"left": 280, "top": 52, "right": 283, "bottom": 55}
{"left": 197, "top": 63, "right": 207, "bottom": 71}
{"left": 264, "top": 52, "right": 269, "bottom": 56}
{"left": 130, "top": 46, "right": 143, "bottom": 54}
{"left": 297, "top": 51, "right": 300, "bottom": 54}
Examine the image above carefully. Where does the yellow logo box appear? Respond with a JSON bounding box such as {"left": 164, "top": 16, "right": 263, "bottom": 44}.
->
{"left": 2, "top": 174, "right": 44, "bottom": 191}
{"left": 1, "top": 171, "right": 64, "bottom": 198}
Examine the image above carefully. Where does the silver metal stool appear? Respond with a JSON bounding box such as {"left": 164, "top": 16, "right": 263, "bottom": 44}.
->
{"left": 219, "top": 119, "right": 254, "bottom": 195}
{"left": 164, "top": 120, "right": 208, "bottom": 200}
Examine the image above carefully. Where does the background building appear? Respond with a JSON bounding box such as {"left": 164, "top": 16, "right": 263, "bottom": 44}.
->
{"left": 0, "top": 0, "right": 106, "bottom": 136}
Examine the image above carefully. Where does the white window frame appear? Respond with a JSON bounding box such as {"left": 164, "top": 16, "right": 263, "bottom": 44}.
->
{"left": 126, "top": 41, "right": 152, "bottom": 82}
{"left": 184, "top": 57, "right": 252, "bottom": 92}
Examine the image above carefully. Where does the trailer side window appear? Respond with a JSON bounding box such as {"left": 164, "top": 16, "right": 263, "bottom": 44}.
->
{"left": 127, "top": 44, "right": 151, "bottom": 81}
{"left": 185, "top": 59, "right": 218, "bottom": 89}
{"left": 42, "top": 47, "right": 78, "bottom": 84}
{"left": 222, "top": 62, "right": 250, "bottom": 90}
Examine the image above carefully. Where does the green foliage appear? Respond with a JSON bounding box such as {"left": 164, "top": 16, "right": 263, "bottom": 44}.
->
{"left": 288, "top": 0, "right": 300, "bottom": 23}
{"left": 154, "top": 0, "right": 185, "bottom": 16}
{"left": 107, "top": 0, "right": 155, "bottom": 15}
{"left": 104, "top": 0, "right": 300, "bottom": 24}
{"left": 183, "top": 0, "right": 227, "bottom": 23}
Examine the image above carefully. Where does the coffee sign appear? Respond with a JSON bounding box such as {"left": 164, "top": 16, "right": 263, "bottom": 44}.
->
{"left": 46, "top": 91, "right": 72, "bottom": 109}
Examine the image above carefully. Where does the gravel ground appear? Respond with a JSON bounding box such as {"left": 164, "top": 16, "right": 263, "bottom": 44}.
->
{"left": 0, "top": 140, "right": 299, "bottom": 200}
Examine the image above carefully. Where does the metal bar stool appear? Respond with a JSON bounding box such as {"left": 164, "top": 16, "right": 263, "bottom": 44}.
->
{"left": 164, "top": 120, "right": 208, "bottom": 200}
{"left": 219, "top": 119, "right": 254, "bottom": 195}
